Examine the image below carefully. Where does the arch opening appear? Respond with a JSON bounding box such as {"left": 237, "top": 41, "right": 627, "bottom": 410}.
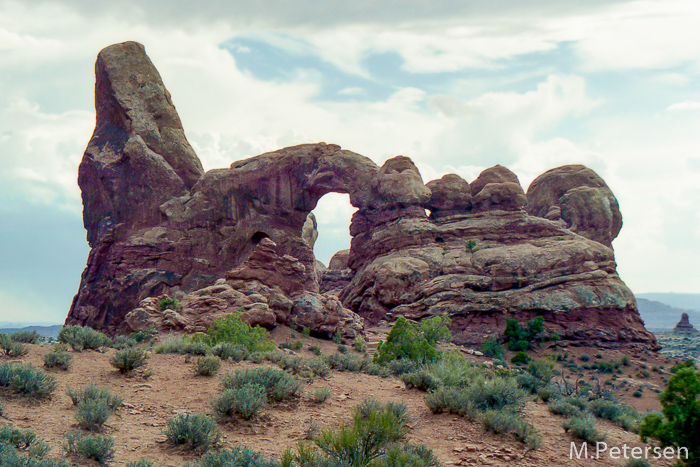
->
{"left": 310, "top": 193, "right": 356, "bottom": 267}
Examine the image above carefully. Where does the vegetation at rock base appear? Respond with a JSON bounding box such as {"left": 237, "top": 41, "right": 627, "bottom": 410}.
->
{"left": 373, "top": 316, "right": 451, "bottom": 365}
{"left": 192, "top": 311, "right": 276, "bottom": 352}
{"left": 639, "top": 360, "right": 699, "bottom": 466}
{"left": 504, "top": 316, "right": 544, "bottom": 351}
{"left": 43, "top": 347, "right": 73, "bottom": 371}
{"left": 58, "top": 325, "right": 111, "bottom": 351}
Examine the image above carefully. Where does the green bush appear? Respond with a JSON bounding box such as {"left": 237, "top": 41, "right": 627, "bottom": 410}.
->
{"left": 548, "top": 397, "right": 587, "bottom": 417}
{"left": 65, "top": 384, "right": 123, "bottom": 410}
{"left": 58, "top": 325, "right": 111, "bottom": 351}
{"left": 588, "top": 398, "right": 641, "bottom": 432}
{"left": 375, "top": 443, "right": 440, "bottom": 467}
{"left": 481, "top": 338, "right": 503, "bottom": 360}
{"left": 373, "top": 316, "right": 451, "bottom": 365}
{"left": 127, "top": 458, "right": 161, "bottom": 467}
{"left": 43, "top": 349, "right": 73, "bottom": 371}
{"left": 510, "top": 351, "right": 530, "bottom": 365}
{"left": 196, "top": 356, "right": 222, "bottom": 376}
{"left": 159, "top": 297, "right": 180, "bottom": 311}
{"left": 354, "top": 336, "right": 366, "bottom": 353}
{"left": 9, "top": 330, "right": 41, "bottom": 344}
{"left": 401, "top": 369, "right": 440, "bottom": 392}
{"left": 197, "top": 311, "right": 275, "bottom": 352}
{"left": 0, "top": 426, "right": 37, "bottom": 449}
{"left": 110, "top": 346, "right": 149, "bottom": 373}
{"left": 75, "top": 399, "right": 116, "bottom": 431}
{"left": 0, "top": 335, "right": 29, "bottom": 358}
{"left": 129, "top": 328, "right": 157, "bottom": 344}
{"left": 562, "top": 414, "right": 606, "bottom": 443}
{"left": 315, "top": 399, "right": 410, "bottom": 465}
{"left": 639, "top": 362, "right": 699, "bottom": 466}
{"left": 0, "top": 362, "right": 56, "bottom": 398}
{"left": 579, "top": 353, "right": 590, "bottom": 362}
{"left": 0, "top": 441, "right": 70, "bottom": 467}
{"left": 480, "top": 409, "right": 523, "bottom": 434}
{"left": 220, "top": 367, "right": 301, "bottom": 402}
{"left": 504, "top": 316, "right": 544, "bottom": 351}
{"left": 313, "top": 387, "right": 332, "bottom": 404}
{"left": 154, "top": 336, "right": 211, "bottom": 355}
{"left": 212, "top": 342, "right": 249, "bottom": 362}
{"left": 63, "top": 430, "right": 115, "bottom": 464}
{"left": 212, "top": 384, "right": 267, "bottom": 420}
{"left": 165, "top": 412, "right": 220, "bottom": 452}
{"left": 308, "top": 344, "right": 321, "bottom": 356}
{"left": 189, "top": 446, "right": 278, "bottom": 467}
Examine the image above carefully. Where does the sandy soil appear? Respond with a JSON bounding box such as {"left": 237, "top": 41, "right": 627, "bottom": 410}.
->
{"left": 0, "top": 328, "right": 682, "bottom": 467}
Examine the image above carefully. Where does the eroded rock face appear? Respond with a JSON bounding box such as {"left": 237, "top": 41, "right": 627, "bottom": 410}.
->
{"left": 68, "top": 41, "right": 657, "bottom": 350}
{"left": 525, "top": 165, "right": 622, "bottom": 248}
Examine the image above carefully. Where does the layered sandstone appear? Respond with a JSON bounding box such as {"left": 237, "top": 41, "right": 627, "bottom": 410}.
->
{"left": 67, "top": 41, "right": 657, "bottom": 350}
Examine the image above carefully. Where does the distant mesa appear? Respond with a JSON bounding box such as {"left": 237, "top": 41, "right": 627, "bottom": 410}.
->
{"left": 65, "top": 41, "right": 658, "bottom": 350}
{"left": 673, "top": 313, "right": 699, "bottom": 336}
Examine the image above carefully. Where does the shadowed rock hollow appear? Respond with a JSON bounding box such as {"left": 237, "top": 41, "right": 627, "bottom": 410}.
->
{"left": 67, "top": 41, "right": 658, "bottom": 350}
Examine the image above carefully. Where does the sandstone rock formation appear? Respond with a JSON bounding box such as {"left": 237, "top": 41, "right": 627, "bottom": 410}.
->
{"left": 673, "top": 313, "right": 699, "bottom": 336}
{"left": 67, "top": 41, "right": 658, "bottom": 350}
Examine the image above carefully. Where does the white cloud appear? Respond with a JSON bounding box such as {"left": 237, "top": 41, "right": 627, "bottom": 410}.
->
{"left": 667, "top": 101, "right": 700, "bottom": 111}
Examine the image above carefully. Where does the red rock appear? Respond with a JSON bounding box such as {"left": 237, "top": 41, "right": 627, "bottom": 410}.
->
{"left": 67, "top": 42, "right": 657, "bottom": 351}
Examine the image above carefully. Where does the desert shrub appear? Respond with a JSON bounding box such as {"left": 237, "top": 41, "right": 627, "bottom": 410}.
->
{"left": 213, "top": 342, "right": 249, "bottom": 362}
{"left": 110, "top": 346, "right": 149, "bottom": 373}
{"left": 325, "top": 353, "right": 389, "bottom": 377}
{"left": 510, "top": 351, "right": 530, "bottom": 365}
{"left": 301, "top": 327, "right": 311, "bottom": 337}
{"left": 190, "top": 446, "right": 278, "bottom": 467}
{"left": 63, "top": 431, "right": 115, "bottom": 464}
{"left": 639, "top": 362, "right": 699, "bottom": 465}
{"left": 401, "top": 369, "right": 440, "bottom": 392}
{"left": 373, "top": 316, "right": 451, "bottom": 365}
{"left": 165, "top": 412, "right": 220, "bottom": 452}
{"left": 425, "top": 386, "right": 467, "bottom": 414}
{"left": 481, "top": 338, "right": 503, "bottom": 360}
{"left": 212, "top": 384, "right": 267, "bottom": 420}
{"left": 196, "top": 356, "right": 222, "bottom": 376}
{"left": 387, "top": 359, "right": 418, "bottom": 376}
{"left": 127, "top": 459, "right": 162, "bottom": 467}
{"left": 504, "top": 316, "right": 544, "bottom": 351}
{"left": 43, "top": 349, "right": 73, "bottom": 371}
{"left": 197, "top": 311, "right": 275, "bottom": 352}
{"left": 0, "top": 362, "right": 56, "bottom": 398}
{"left": 110, "top": 335, "right": 139, "bottom": 350}
{"left": 353, "top": 336, "right": 366, "bottom": 353}
{"left": 480, "top": 409, "right": 523, "bottom": 434}
{"left": 129, "top": 328, "right": 157, "bottom": 344}
{"left": 9, "top": 330, "right": 41, "bottom": 344}
{"left": 588, "top": 398, "right": 641, "bottom": 432}
{"left": 65, "top": 384, "right": 123, "bottom": 410}
{"left": 75, "top": 399, "right": 116, "bottom": 431}
{"left": 0, "top": 441, "right": 70, "bottom": 467}
{"left": 463, "top": 376, "right": 528, "bottom": 414}
{"left": 315, "top": 399, "right": 410, "bottom": 466}
{"left": 337, "top": 344, "right": 348, "bottom": 354}
{"left": 548, "top": 397, "right": 587, "bottom": 417}
{"left": 377, "top": 443, "right": 440, "bottom": 467}
{"left": 290, "top": 340, "right": 304, "bottom": 351}
{"left": 579, "top": 353, "right": 590, "bottom": 362}
{"left": 159, "top": 297, "right": 180, "bottom": 311}
{"left": 625, "top": 459, "right": 652, "bottom": 467}
{"left": 313, "top": 387, "right": 332, "bottom": 404}
{"left": 595, "top": 359, "right": 621, "bottom": 373}
{"left": 308, "top": 344, "right": 322, "bottom": 356}
{"left": 562, "top": 414, "right": 606, "bottom": 443}
{"left": 220, "top": 367, "right": 301, "bottom": 402}
{"left": 0, "top": 335, "right": 29, "bottom": 358}
{"left": 305, "top": 357, "right": 331, "bottom": 379}
{"left": 58, "top": 325, "right": 110, "bottom": 351}
{"left": 517, "top": 359, "right": 553, "bottom": 394}
{"left": 0, "top": 426, "right": 37, "bottom": 449}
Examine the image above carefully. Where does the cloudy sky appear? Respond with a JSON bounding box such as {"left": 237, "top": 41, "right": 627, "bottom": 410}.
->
{"left": 1, "top": 0, "right": 699, "bottom": 325}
